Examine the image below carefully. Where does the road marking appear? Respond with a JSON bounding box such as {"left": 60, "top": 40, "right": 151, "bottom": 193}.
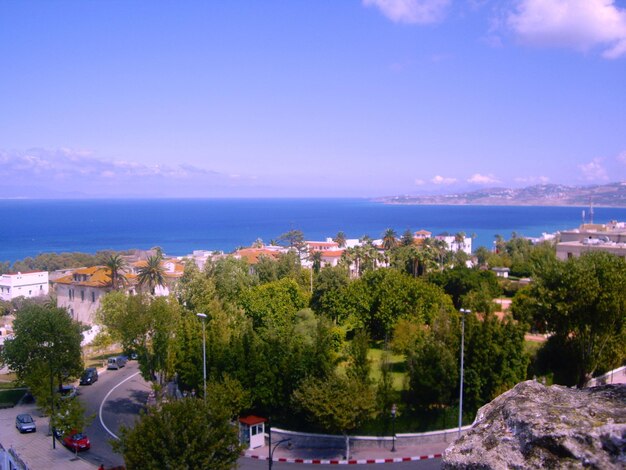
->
{"left": 99, "top": 371, "right": 141, "bottom": 440}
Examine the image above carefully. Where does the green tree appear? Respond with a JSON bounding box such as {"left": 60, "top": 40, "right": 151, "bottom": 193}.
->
{"left": 462, "top": 312, "right": 529, "bottom": 415}
{"left": 277, "top": 229, "right": 306, "bottom": 254}
{"left": 407, "top": 334, "right": 458, "bottom": 408}
{"left": 1, "top": 305, "right": 83, "bottom": 415}
{"left": 240, "top": 278, "right": 308, "bottom": 330}
{"left": 513, "top": 251, "right": 626, "bottom": 387}
{"left": 114, "top": 398, "right": 241, "bottom": 470}
{"left": 137, "top": 254, "right": 166, "bottom": 295}
{"left": 293, "top": 373, "right": 375, "bottom": 459}
{"left": 400, "top": 229, "right": 414, "bottom": 247}
{"left": 310, "top": 266, "right": 350, "bottom": 323}
{"left": 346, "top": 329, "right": 371, "bottom": 384}
{"left": 206, "top": 256, "right": 256, "bottom": 304}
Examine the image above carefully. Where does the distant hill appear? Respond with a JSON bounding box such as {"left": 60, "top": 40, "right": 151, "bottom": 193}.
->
{"left": 378, "top": 182, "right": 626, "bottom": 207}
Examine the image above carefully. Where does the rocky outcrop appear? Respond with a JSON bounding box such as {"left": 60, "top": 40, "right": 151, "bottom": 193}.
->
{"left": 443, "top": 380, "right": 626, "bottom": 469}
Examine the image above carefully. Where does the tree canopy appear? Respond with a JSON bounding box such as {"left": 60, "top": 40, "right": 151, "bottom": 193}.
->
{"left": 512, "top": 251, "right": 626, "bottom": 386}
{"left": 1, "top": 304, "right": 83, "bottom": 389}
{"left": 114, "top": 398, "right": 241, "bottom": 470}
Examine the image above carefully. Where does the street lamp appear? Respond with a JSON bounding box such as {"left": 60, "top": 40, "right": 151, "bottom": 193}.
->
{"left": 196, "top": 313, "right": 207, "bottom": 402}
{"left": 458, "top": 308, "right": 471, "bottom": 438}
{"left": 42, "top": 341, "right": 55, "bottom": 449}
{"left": 390, "top": 403, "right": 397, "bottom": 452}
{"left": 268, "top": 420, "right": 291, "bottom": 470}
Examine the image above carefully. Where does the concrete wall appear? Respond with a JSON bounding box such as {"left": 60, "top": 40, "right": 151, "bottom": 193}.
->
{"left": 268, "top": 425, "right": 471, "bottom": 451}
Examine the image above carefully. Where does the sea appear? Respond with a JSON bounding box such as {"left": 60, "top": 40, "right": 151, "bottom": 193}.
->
{"left": 2, "top": 198, "right": 626, "bottom": 264}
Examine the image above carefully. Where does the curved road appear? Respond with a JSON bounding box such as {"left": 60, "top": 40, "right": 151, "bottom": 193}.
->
{"left": 78, "top": 361, "right": 151, "bottom": 468}
{"left": 79, "top": 363, "right": 441, "bottom": 469}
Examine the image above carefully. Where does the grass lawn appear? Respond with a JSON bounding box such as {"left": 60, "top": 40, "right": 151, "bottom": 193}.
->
{"left": 367, "top": 347, "right": 406, "bottom": 390}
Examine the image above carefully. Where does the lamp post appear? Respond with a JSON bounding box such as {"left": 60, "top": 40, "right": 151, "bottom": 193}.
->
{"left": 42, "top": 341, "right": 55, "bottom": 449}
{"left": 196, "top": 313, "right": 207, "bottom": 402}
{"left": 458, "top": 308, "right": 470, "bottom": 438}
{"left": 268, "top": 421, "right": 291, "bottom": 470}
{"left": 390, "top": 403, "right": 397, "bottom": 452}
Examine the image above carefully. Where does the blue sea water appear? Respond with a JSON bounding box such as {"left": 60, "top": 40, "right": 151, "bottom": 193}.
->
{"left": 1, "top": 198, "right": 626, "bottom": 264}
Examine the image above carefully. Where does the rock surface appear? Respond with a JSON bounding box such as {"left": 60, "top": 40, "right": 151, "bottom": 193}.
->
{"left": 442, "top": 380, "right": 626, "bottom": 469}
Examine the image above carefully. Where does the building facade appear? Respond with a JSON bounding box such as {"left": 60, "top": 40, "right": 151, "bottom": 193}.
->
{"left": 0, "top": 271, "right": 49, "bottom": 302}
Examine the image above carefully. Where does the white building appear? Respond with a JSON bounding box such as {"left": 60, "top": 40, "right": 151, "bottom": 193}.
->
{"left": 0, "top": 271, "right": 49, "bottom": 302}
{"left": 556, "top": 221, "right": 626, "bottom": 260}
{"left": 434, "top": 234, "right": 473, "bottom": 255}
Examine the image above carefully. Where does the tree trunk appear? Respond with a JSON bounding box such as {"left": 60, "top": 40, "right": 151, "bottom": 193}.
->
{"left": 344, "top": 433, "right": 350, "bottom": 460}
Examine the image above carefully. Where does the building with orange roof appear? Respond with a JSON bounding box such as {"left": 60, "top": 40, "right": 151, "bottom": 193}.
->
{"left": 52, "top": 256, "right": 187, "bottom": 324}
{"left": 52, "top": 266, "right": 118, "bottom": 324}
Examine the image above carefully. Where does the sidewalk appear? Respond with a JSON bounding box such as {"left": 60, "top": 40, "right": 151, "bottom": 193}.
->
{"left": 0, "top": 402, "right": 96, "bottom": 470}
{"left": 245, "top": 439, "right": 447, "bottom": 464}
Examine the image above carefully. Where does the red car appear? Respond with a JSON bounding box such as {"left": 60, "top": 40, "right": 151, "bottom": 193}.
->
{"left": 63, "top": 431, "right": 91, "bottom": 451}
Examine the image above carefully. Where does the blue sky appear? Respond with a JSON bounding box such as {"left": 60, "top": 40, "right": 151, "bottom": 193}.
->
{"left": 1, "top": 0, "right": 625, "bottom": 198}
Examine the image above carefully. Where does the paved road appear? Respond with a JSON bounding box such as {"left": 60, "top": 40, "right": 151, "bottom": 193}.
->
{"left": 78, "top": 363, "right": 442, "bottom": 468}
{"left": 78, "top": 361, "right": 150, "bottom": 468}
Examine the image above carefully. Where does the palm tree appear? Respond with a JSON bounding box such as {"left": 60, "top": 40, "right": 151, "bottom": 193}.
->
{"left": 454, "top": 232, "right": 466, "bottom": 253}
{"left": 382, "top": 228, "right": 398, "bottom": 251}
{"left": 137, "top": 254, "right": 165, "bottom": 295}
{"left": 334, "top": 231, "right": 347, "bottom": 248}
{"left": 105, "top": 254, "right": 127, "bottom": 290}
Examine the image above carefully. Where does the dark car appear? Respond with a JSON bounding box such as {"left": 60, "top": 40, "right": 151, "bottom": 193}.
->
{"left": 62, "top": 430, "right": 91, "bottom": 451}
{"left": 79, "top": 367, "right": 98, "bottom": 385}
{"left": 58, "top": 384, "right": 79, "bottom": 399}
{"left": 15, "top": 413, "right": 36, "bottom": 433}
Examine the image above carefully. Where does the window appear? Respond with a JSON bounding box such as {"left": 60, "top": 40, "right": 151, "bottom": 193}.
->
{"left": 81, "top": 290, "right": 85, "bottom": 301}
{"left": 567, "top": 252, "right": 573, "bottom": 259}
{"left": 91, "top": 292, "right": 96, "bottom": 302}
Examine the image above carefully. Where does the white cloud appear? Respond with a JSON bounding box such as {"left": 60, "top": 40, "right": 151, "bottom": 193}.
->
{"left": 363, "top": 0, "right": 451, "bottom": 24}
{"left": 431, "top": 175, "right": 457, "bottom": 185}
{"left": 617, "top": 151, "right": 626, "bottom": 164}
{"left": 467, "top": 173, "right": 500, "bottom": 185}
{"left": 0, "top": 148, "right": 224, "bottom": 182}
{"left": 414, "top": 178, "right": 425, "bottom": 186}
{"left": 579, "top": 158, "right": 609, "bottom": 181}
{"left": 507, "top": 0, "right": 626, "bottom": 59}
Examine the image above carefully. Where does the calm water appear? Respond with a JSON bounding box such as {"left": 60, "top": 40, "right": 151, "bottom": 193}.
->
{"left": 1, "top": 198, "right": 625, "bottom": 263}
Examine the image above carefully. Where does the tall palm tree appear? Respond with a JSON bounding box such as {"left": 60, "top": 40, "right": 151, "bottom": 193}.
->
{"left": 137, "top": 254, "right": 165, "bottom": 295}
{"left": 334, "top": 231, "right": 347, "bottom": 248}
{"left": 382, "top": 228, "right": 398, "bottom": 251}
{"left": 105, "top": 254, "right": 127, "bottom": 290}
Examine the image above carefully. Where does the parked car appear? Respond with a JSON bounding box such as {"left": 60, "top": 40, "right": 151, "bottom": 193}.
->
{"left": 62, "top": 431, "right": 91, "bottom": 451}
{"left": 107, "top": 356, "right": 127, "bottom": 370}
{"left": 15, "top": 413, "right": 36, "bottom": 433}
{"left": 58, "top": 384, "right": 79, "bottom": 399}
{"left": 79, "top": 367, "right": 98, "bottom": 385}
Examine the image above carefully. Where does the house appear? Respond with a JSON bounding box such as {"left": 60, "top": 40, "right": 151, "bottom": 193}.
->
{"left": 0, "top": 271, "right": 49, "bottom": 302}
{"left": 556, "top": 221, "right": 626, "bottom": 260}
{"left": 52, "top": 267, "right": 115, "bottom": 324}
{"left": 233, "top": 246, "right": 286, "bottom": 264}
{"left": 492, "top": 267, "right": 510, "bottom": 278}
{"left": 434, "top": 233, "right": 473, "bottom": 255}
{"left": 414, "top": 229, "right": 432, "bottom": 239}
